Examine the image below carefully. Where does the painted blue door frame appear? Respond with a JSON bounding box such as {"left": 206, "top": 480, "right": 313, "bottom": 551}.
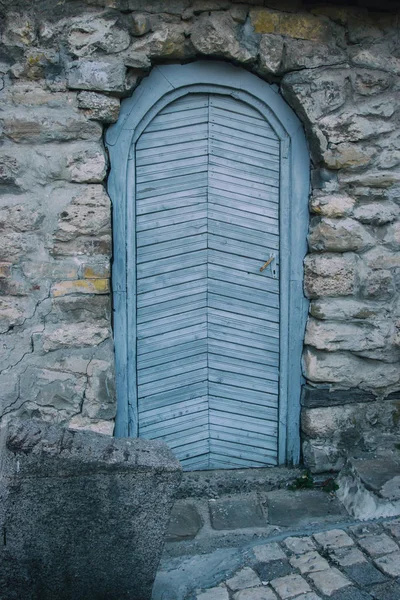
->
{"left": 106, "top": 61, "right": 309, "bottom": 467}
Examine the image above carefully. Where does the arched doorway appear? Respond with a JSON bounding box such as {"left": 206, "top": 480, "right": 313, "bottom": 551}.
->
{"left": 106, "top": 61, "right": 309, "bottom": 470}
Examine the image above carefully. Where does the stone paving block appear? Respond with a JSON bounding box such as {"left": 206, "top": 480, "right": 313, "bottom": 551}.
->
{"left": 289, "top": 551, "right": 330, "bottom": 574}
{"left": 374, "top": 551, "right": 400, "bottom": 577}
{"left": 330, "top": 547, "right": 367, "bottom": 567}
{"left": 350, "top": 523, "right": 383, "bottom": 538}
{"left": 294, "top": 595, "right": 322, "bottom": 600}
{"left": 343, "top": 562, "right": 388, "bottom": 586}
{"left": 270, "top": 574, "right": 311, "bottom": 599}
{"left": 253, "top": 542, "right": 286, "bottom": 562}
{"left": 266, "top": 491, "right": 346, "bottom": 527}
{"left": 255, "top": 559, "right": 292, "bottom": 582}
{"left": 330, "top": 588, "right": 373, "bottom": 600}
{"left": 209, "top": 496, "right": 267, "bottom": 530}
{"left": 382, "top": 520, "right": 400, "bottom": 539}
{"left": 197, "top": 586, "right": 229, "bottom": 600}
{"left": 368, "top": 580, "right": 400, "bottom": 600}
{"left": 308, "top": 567, "right": 351, "bottom": 597}
{"left": 233, "top": 587, "right": 278, "bottom": 600}
{"left": 227, "top": 567, "right": 262, "bottom": 592}
{"left": 313, "top": 529, "right": 354, "bottom": 550}
{"left": 166, "top": 501, "right": 203, "bottom": 542}
{"left": 357, "top": 534, "right": 399, "bottom": 556}
{"left": 283, "top": 536, "right": 316, "bottom": 554}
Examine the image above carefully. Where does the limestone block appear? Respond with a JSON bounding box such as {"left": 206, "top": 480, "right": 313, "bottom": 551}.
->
{"left": 282, "top": 68, "right": 349, "bottom": 123}
{"left": 51, "top": 294, "right": 111, "bottom": 324}
{"left": 0, "top": 203, "right": 42, "bottom": 233}
{"left": 81, "top": 359, "right": 116, "bottom": 420}
{"left": 360, "top": 270, "right": 394, "bottom": 300}
{"left": 229, "top": 5, "right": 249, "bottom": 24}
{"left": 0, "top": 419, "right": 182, "bottom": 600}
{"left": 301, "top": 405, "right": 361, "bottom": 438}
{"left": 323, "top": 143, "right": 375, "bottom": 170}
{"left": 123, "top": 49, "right": 152, "bottom": 69}
{"left": 308, "top": 567, "right": 351, "bottom": 596}
{"left": 351, "top": 48, "right": 400, "bottom": 76}
{"left": 51, "top": 279, "right": 110, "bottom": 297}
{"left": 304, "top": 253, "right": 357, "bottom": 299}
{"left": 305, "top": 318, "right": 387, "bottom": 352}
{"left": 129, "top": 25, "right": 190, "bottom": 60}
{"left": 191, "top": 12, "right": 255, "bottom": 63}
{"left": 68, "top": 415, "right": 114, "bottom": 435}
{"left": 250, "top": 8, "right": 329, "bottom": 41}
{"left": 54, "top": 185, "right": 111, "bottom": 242}
{"left": 1, "top": 107, "right": 102, "bottom": 144}
{"left": 257, "top": 35, "right": 284, "bottom": 75}
{"left": 67, "top": 15, "right": 130, "bottom": 57}
{"left": 308, "top": 218, "right": 374, "bottom": 252}
{"left": 67, "top": 57, "right": 127, "bottom": 93}
{"left": 281, "top": 40, "right": 346, "bottom": 72}
{"left": 352, "top": 69, "right": 392, "bottom": 96}
{"left": 303, "top": 348, "right": 400, "bottom": 389}
{"left": 310, "top": 194, "right": 355, "bottom": 218}
{"left": 128, "top": 13, "right": 151, "bottom": 36}
{"left": 319, "top": 112, "right": 393, "bottom": 144}
{"left": 354, "top": 201, "right": 398, "bottom": 225}
{"left": 1, "top": 12, "right": 36, "bottom": 47}
{"left": 226, "top": 567, "right": 261, "bottom": 592}
{"left": 358, "top": 96, "right": 397, "bottom": 118}
{"left": 302, "top": 439, "right": 345, "bottom": 473}
{"left": 310, "top": 298, "right": 385, "bottom": 321}
{"left": 77, "top": 91, "right": 120, "bottom": 123}
{"left": 362, "top": 247, "right": 400, "bottom": 270}
{"left": 42, "top": 322, "right": 110, "bottom": 351}
{"left": 0, "top": 155, "right": 20, "bottom": 187}
{"left": 377, "top": 148, "right": 400, "bottom": 170}
{"left": 65, "top": 146, "right": 107, "bottom": 183}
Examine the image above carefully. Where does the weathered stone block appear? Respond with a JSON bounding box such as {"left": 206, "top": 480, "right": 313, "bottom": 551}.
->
{"left": 77, "top": 91, "right": 120, "bottom": 123}
{"left": 304, "top": 253, "right": 357, "bottom": 299}
{"left": 303, "top": 348, "right": 400, "bottom": 389}
{"left": 67, "top": 15, "right": 130, "bottom": 56}
{"left": 354, "top": 201, "right": 398, "bottom": 225}
{"left": 191, "top": 12, "right": 255, "bottom": 63}
{"left": 67, "top": 58, "right": 127, "bottom": 93}
{"left": 129, "top": 25, "right": 190, "bottom": 60}
{"left": 310, "top": 193, "right": 355, "bottom": 218}
{"left": 128, "top": 13, "right": 151, "bottom": 36}
{"left": 51, "top": 278, "right": 110, "bottom": 296}
{"left": 305, "top": 318, "right": 386, "bottom": 352}
{"left": 301, "top": 385, "right": 376, "bottom": 408}
{"left": 0, "top": 419, "right": 182, "bottom": 600}
{"left": 281, "top": 39, "right": 346, "bottom": 72}
{"left": 42, "top": 322, "right": 110, "bottom": 351}
{"left": 308, "top": 217, "right": 374, "bottom": 252}
{"left": 257, "top": 34, "right": 284, "bottom": 75}
{"left": 250, "top": 8, "right": 329, "bottom": 41}
{"left": 352, "top": 69, "right": 392, "bottom": 96}
{"left": 323, "top": 143, "right": 375, "bottom": 170}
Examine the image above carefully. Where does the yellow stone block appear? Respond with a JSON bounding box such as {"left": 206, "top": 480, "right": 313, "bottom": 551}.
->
{"left": 250, "top": 9, "right": 329, "bottom": 41}
{"left": 83, "top": 264, "right": 110, "bottom": 279}
{"left": 51, "top": 279, "right": 109, "bottom": 297}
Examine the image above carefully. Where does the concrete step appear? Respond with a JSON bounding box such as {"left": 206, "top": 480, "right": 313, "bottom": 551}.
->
{"left": 175, "top": 466, "right": 305, "bottom": 499}
{"left": 165, "top": 485, "right": 351, "bottom": 557}
{"left": 337, "top": 455, "right": 400, "bottom": 520}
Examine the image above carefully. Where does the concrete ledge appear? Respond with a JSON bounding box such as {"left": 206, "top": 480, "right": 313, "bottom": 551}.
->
{"left": 0, "top": 419, "right": 182, "bottom": 600}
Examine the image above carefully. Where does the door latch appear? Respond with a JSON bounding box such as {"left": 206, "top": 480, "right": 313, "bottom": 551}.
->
{"left": 260, "top": 253, "right": 277, "bottom": 278}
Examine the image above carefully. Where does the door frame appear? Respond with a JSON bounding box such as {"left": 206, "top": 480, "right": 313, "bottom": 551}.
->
{"left": 106, "top": 61, "right": 309, "bottom": 465}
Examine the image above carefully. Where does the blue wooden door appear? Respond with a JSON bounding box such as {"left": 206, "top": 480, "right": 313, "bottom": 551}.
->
{"left": 135, "top": 92, "right": 280, "bottom": 470}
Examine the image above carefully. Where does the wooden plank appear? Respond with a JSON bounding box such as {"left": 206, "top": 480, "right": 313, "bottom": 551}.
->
{"left": 140, "top": 397, "right": 208, "bottom": 427}
{"left": 209, "top": 396, "right": 278, "bottom": 420}
{"left": 138, "top": 353, "right": 208, "bottom": 385}
{"left": 208, "top": 220, "right": 279, "bottom": 249}
{"left": 210, "top": 413, "right": 278, "bottom": 438}
{"left": 208, "top": 278, "right": 279, "bottom": 308}
{"left": 209, "top": 250, "right": 279, "bottom": 278}
{"left": 137, "top": 292, "right": 207, "bottom": 324}
{"left": 209, "top": 112, "right": 278, "bottom": 141}
{"left": 210, "top": 95, "right": 267, "bottom": 120}
{"left": 210, "top": 138, "right": 279, "bottom": 169}
{"left": 208, "top": 340, "right": 279, "bottom": 367}
{"left": 137, "top": 249, "right": 207, "bottom": 278}
{"left": 137, "top": 307, "right": 206, "bottom": 338}
{"left": 160, "top": 94, "right": 209, "bottom": 114}
{"left": 209, "top": 355, "right": 279, "bottom": 382}
{"left": 137, "top": 172, "right": 208, "bottom": 200}
{"left": 209, "top": 369, "right": 279, "bottom": 394}
{"left": 208, "top": 294, "right": 279, "bottom": 323}
{"left": 137, "top": 156, "right": 209, "bottom": 183}
{"left": 209, "top": 439, "right": 277, "bottom": 462}
{"left": 138, "top": 338, "right": 207, "bottom": 368}
{"left": 138, "top": 381, "right": 208, "bottom": 411}
{"left": 137, "top": 219, "right": 207, "bottom": 247}
{"left": 208, "top": 308, "right": 279, "bottom": 337}
{"left": 210, "top": 126, "right": 280, "bottom": 156}
{"left": 137, "top": 143, "right": 208, "bottom": 167}
{"left": 143, "top": 107, "right": 209, "bottom": 133}
{"left": 208, "top": 264, "right": 279, "bottom": 294}
{"left": 138, "top": 279, "right": 207, "bottom": 308}
{"left": 137, "top": 323, "right": 207, "bottom": 353}
{"left": 137, "top": 234, "right": 207, "bottom": 263}
{"left": 208, "top": 323, "right": 280, "bottom": 353}
{"left": 208, "top": 193, "right": 278, "bottom": 219}
{"left": 138, "top": 367, "right": 208, "bottom": 397}
{"left": 136, "top": 127, "right": 208, "bottom": 150}
{"left": 209, "top": 154, "right": 280, "bottom": 182}
{"left": 137, "top": 264, "right": 206, "bottom": 294}
{"left": 141, "top": 410, "right": 209, "bottom": 436}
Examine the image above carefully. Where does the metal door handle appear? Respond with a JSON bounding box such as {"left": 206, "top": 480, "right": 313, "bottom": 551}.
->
{"left": 260, "top": 255, "right": 274, "bottom": 272}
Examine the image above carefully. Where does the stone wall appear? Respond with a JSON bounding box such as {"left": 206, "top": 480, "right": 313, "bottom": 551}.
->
{"left": 1, "top": 0, "right": 399, "bottom": 470}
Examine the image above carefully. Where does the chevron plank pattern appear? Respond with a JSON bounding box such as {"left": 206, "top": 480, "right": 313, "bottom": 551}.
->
{"left": 135, "top": 93, "right": 280, "bottom": 470}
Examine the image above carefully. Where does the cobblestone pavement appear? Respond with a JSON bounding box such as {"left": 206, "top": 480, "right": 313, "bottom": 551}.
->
{"left": 192, "top": 520, "right": 400, "bottom": 600}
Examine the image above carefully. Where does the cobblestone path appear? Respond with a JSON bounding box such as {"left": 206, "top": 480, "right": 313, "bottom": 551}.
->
{"left": 193, "top": 520, "right": 400, "bottom": 600}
